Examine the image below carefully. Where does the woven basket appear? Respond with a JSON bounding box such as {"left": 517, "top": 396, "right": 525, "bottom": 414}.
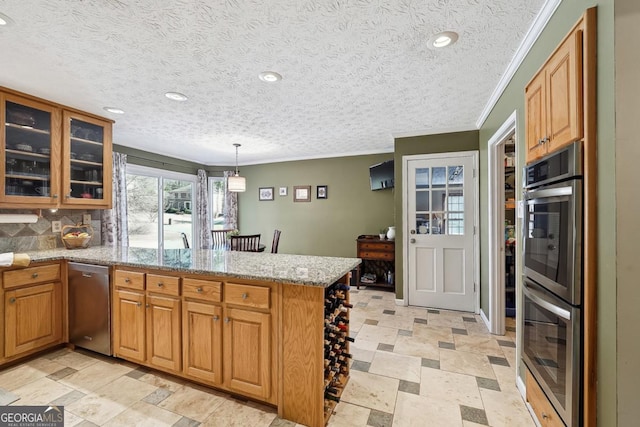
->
{"left": 61, "top": 224, "right": 93, "bottom": 249}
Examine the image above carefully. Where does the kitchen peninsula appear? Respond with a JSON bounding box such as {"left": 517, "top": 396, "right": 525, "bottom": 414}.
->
{"left": 1, "top": 247, "right": 360, "bottom": 427}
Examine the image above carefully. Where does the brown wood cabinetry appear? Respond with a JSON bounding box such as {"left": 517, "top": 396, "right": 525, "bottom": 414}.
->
{"left": 2, "top": 263, "right": 62, "bottom": 359}
{"left": 0, "top": 88, "right": 113, "bottom": 209}
{"left": 113, "top": 270, "right": 182, "bottom": 371}
{"left": 356, "top": 236, "right": 395, "bottom": 288}
{"left": 183, "top": 300, "right": 223, "bottom": 384}
{"left": 112, "top": 268, "right": 276, "bottom": 403}
{"left": 526, "top": 368, "right": 564, "bottom": 427}
{"left": 525, "top": 27, "right": 583, "bottom": 163}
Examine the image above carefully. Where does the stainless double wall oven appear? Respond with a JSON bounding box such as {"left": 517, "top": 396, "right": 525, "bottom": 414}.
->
{"left": 522, "top": 142, "right": 582, "bottom": 427}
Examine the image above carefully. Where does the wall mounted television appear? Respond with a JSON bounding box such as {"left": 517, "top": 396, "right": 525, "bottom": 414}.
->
{"left": 369, "top": 160, "right": 394, "bottom": 191}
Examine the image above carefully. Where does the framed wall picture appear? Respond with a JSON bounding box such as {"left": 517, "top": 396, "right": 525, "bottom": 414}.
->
{"left": 293, "top": 185, "right": 311, "bottom": 202}
{"left": 259, "top": 187, "right": 274, "bottom": 201}
{"left": 316, "top": 185, "right": 328, "bottom": 199}
{"left": 279, "top": 186, "right": 288, "bottom": 196}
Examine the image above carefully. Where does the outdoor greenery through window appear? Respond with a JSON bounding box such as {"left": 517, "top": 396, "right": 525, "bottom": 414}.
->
{"left": 209, "top": 177, "right": 227, "bottom": 229}
{"left": 126, "top": 165, "right": 196, "bottom": 249}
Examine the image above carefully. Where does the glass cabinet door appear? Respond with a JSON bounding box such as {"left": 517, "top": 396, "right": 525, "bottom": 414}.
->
{"left": 62, "top": 111, "right": 112, "bottom": 207}
{"left": 1, "top": 94, "right": 61, "bottom": 205}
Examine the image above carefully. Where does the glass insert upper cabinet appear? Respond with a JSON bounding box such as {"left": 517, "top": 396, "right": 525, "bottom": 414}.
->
{"left": 61, "top": 111, "right": 112, "bottom": 207}
{"left": 1, "top": 93, "right": 61, "bottom": 205}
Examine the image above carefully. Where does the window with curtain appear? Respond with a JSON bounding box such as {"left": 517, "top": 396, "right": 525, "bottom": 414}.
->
{"left": 126, "top": 165, "right": 197, "bottom": 249}
{"left": 208, "top": 176, "right": 230, "bottom": 229}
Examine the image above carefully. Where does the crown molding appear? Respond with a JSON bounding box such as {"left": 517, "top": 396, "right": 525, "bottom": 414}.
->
{"left": 475, "top": 0, "right": 562, "bottom": 128}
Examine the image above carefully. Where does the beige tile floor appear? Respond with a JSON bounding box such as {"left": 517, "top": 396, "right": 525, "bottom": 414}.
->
{"left": 0, "top": 288, "right": 534, "bottom": 427}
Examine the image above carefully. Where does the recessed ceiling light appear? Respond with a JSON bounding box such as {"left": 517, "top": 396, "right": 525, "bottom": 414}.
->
{"left": 0, "top": 12, "right": 14, "bottom": 26}
{"left": 103, "top": 107, "right": 125, "bottom": 114}
{"left": 165, "top": 91, "right": 188, "bottom": 102}
{"left": 428, "top": 31, "right": 459, "bottom": 49}
{"left": 258, "top": 71, "right": 282, "bottom": 83}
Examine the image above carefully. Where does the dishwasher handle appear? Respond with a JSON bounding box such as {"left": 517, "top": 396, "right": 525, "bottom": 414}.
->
{"left": 82, "top": 272, "right": 93, "bottom": 278}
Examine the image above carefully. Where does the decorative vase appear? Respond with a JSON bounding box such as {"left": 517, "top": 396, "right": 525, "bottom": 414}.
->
{"left": 379, "top": 233, "right": 386, "bottom": 240}
{"left": 386, "top": 226, "right": 396, "bottom": 240}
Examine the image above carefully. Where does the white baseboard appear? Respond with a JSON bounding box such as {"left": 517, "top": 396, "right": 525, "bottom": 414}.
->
{"left": 480, "top": 309, "right": 491, "bottom": 330}
{"left": 395, "top": 298, "right": 406, "bottom": 306}
{"left": 516, "top": 375, "right": 526, "bottom": 399}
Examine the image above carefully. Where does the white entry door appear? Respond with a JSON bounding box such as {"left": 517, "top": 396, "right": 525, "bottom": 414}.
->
{"left": 405, "top": 152, "right": 478, "bottom": 312}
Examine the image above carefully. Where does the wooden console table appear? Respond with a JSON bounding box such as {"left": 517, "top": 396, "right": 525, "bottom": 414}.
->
{"left": 356, "top": 235, "right": 395, "bottom": 289}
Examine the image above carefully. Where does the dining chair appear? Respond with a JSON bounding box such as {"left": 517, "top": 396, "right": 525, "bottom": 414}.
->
{"left": 271, "top": 229, "right": 281, "bottom": 253}
{"left": 211, "top": 228, "right": 234, "bottom": 248}
{"left": 229, "top": 234, "right": 261, "bottom": 252}
{"left": 180, "top": 232, "right": 189, "bottom": 249}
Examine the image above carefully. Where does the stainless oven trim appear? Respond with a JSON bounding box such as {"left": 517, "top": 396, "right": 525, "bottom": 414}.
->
{"left": 522, "top": 278, "right": 582, "bottom": 427}
{"left": 524, "top": 141, "right": 582, "bottom": 190}
{"left": 523, "top": 178, "right": 582, "bottom": 305}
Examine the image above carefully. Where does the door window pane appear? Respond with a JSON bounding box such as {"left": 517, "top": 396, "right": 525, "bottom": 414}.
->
{"left": 209, "top": 177, "right": 228, "bottom": 229}
{"left": 416, "top": 191, "right": 430, "bottom": 211}
{"left": 416, "top": 214, "right": 429, "bottom": 234}
{"left": 416, "top": 168, "right": 430, "bottom": 189}
{"left": 432, "top": 167, "right": 446, "bottom": 188}
{"left": 163, "top": 179, "right": 194, "bottom": 249}
{"left": 448, "top": 166, "right": 463, "bottom": 186}
{"left": 127, "top": 174, "right": 159, "bottom": 248}
{"left": 431, "top": 213, "right": 445, "bottom": 235}
{"left": 432, "top": 189, "right": 446, "bottom": 211}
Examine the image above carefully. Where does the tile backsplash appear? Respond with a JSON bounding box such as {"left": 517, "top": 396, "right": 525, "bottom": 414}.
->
{"left": 0, "top": 209, "right": 103, "bottom": 252}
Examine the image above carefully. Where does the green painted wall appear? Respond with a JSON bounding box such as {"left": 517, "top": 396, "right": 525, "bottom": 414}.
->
{"left": 237, "top": 154, "right": 394, "bottom": 257}
{"left": 393, "top": 131, "right": 479, "bottom": 299}
{"left": 478, "top": 1, "right": 617, "bottom": 426}
{"left": 614, "top": 0, "right": 639, "bottom": 424}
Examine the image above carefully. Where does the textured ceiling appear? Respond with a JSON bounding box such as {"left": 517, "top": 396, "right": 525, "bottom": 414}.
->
{"left": 0, "top": 0, "right": 545, "bottom": 166}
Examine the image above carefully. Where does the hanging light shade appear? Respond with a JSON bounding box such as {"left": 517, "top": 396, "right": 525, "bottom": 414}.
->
{"left": 228, "top": 143, "right": 246, "bottom": 192}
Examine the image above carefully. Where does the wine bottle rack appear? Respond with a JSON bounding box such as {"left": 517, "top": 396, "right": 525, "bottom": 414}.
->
{"left": 323, "top": 280, "right": 353, "bottom": 422}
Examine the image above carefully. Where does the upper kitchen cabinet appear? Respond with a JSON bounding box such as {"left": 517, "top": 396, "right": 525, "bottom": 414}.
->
{"left": 525, "top": 26, "right": 583, "bottom": 164}
{"left": 0, "top": 88, "right": 113, "bottom": 209}
{"left": 0, "top": 93, "right": 62, "bottom": 206}
{"left": 62, "top": 111, "right": 112, "bottom": 208}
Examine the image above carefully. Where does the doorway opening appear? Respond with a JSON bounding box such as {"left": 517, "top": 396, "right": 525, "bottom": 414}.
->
{"left": 486, "top": 111, "right": 518, "bottom": 335}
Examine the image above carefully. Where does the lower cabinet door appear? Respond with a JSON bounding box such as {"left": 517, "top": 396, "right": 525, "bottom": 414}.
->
{"left": 223, "top": 307, "right": 271, "bottom": 399}
{"left": 5, "top": 282, "right": 62, "bottom": 357}
{"left": 113, "top": 289, "right": 146, "bottom": 362}
{"left": 183, "top": 300, "right": 223, "bottom": 384}
{"left": 146, "top": 294, "right": 181, "bottom": 372}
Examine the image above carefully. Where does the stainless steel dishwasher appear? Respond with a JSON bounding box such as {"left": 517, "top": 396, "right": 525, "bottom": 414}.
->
{"left": 68, "top": 262, "right": 112, "bottom": 355}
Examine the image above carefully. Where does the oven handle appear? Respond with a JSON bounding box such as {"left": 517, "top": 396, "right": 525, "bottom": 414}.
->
{"left": 523, "top": 282, "right": 571, "bottom": 320}
{"left": 524, "top": 185, "right": 573, "bottom": 201}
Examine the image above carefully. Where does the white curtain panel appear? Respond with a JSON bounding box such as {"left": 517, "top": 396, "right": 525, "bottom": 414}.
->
{"left": 223, "top": 170, "right": 239, "bottom": 230}
{"left": 196, "top": 169, "right": 212, "bottom": 249}
{"left": 101, "top": 152, "right": 129, "bottom": 247}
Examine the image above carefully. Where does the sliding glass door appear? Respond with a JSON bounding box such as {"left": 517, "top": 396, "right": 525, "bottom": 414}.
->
{"left": 127, "top": 165, "right": 196, "bottom": 249}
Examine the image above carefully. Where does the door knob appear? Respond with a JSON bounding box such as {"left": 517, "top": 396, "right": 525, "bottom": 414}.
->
{"left": 224, "top": 317, "right": 230, "bottom": 324}
{"left": 136, "top": 302, "right": 142, "bottom": 307}
{"left": 196, "top": 287, "right": 203, "bottom": 293}
{"left": 241, "top": 293, "right": 248, "bottom": 300}
{"left": 213, "top": 315, "right": 219, "bottom": 321}
{"left": 9, "top": 297, "right": 16, "bottom": 304}
{"left": 410, "top": 238, "right": 416, "bottom": 243}
{"left": 32, "top": 273, "right": 39, "bottom": 278}
{"left": 157, "top": 282, "right": 164, "bottom": 287}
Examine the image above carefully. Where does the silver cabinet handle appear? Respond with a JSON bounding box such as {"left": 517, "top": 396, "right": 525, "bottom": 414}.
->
{"left": 224, "top": 317, "right": 230, "bottom": 324}
{"left": 124, "top": 278, "right": 131, "bottom": 283}
{"left": 136, "top": 302, "right": 142, "bottom": 307}
{"left": 157, "top": 282, "right": 164, "bottom": 287}
{"left": 146, "top": 303, "right": 150, "bottom": 308}
{"left": 196, "top": 287, "right": 203, "bottom": 293}
{"left": 32, "top": 272, "right": 39, "bottom": 278}
{"left": 241, "top": 293, "right": 248, "bottom": 300}
{"left": 9, "top": 297, "right": 16, "bottom": 304}
{"left": 213, "top": 315, "right": 219, "bottom": 321}
{"left": 53, "top": 194, "right": 58, "bottom": 199}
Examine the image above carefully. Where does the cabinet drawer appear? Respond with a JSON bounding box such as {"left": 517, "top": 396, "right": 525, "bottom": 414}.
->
{"left": 359, "top": 242, "right": 394, "bottom": 251}
{"left": 3, "top": 264, "right": 61, "bottom": 289}
{"left": 526, "top": 369, "right": 564, "bottom": 427}
{"left": 225, "top": 283, "right": 270, "bottom": 309}
{"left": 359, "top": 251, "right": 394, "bottom": 261}
{"left": 114, "top": 270, "right": 145, "bottom": 290}
{"left": 183, "top": 278, "right": 222, "bottom": 302}
{"left": 147, "top": 274, "right": 180, "bottom": 296}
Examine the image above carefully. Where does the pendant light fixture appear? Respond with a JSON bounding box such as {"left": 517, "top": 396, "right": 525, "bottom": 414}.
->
{"left": 228, "top": 143, "right": 246, "bottom": 192}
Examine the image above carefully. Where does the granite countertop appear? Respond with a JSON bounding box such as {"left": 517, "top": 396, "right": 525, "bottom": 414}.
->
{"left": 24, "top": 247, "right": 361, "bottom": 287}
